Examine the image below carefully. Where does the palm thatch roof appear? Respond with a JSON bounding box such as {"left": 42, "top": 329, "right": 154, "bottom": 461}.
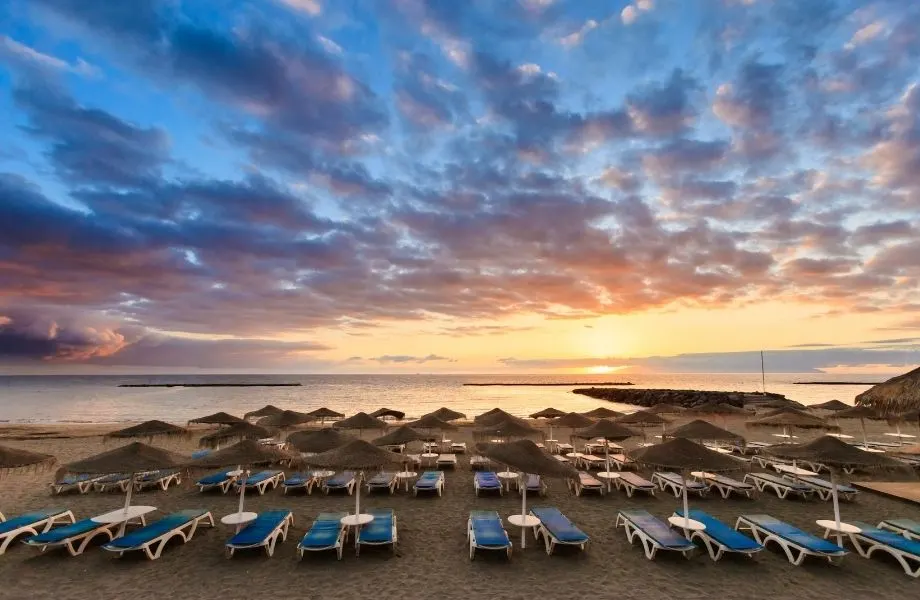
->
{"left": 333, "top": 412, "right": 388, "bottom": 431}
{"left": 746, "top": 410, "right": 839, "bottom": 431}
{"left": 406, "top": 414, "right": 457, "bottom": 431}
{"left": 286, "top": 428, "right": 355, "bottom": 453}
{"left": 188, "top": 411, "right": 245, "bottom": 426}
{"left": 856, "top": 365, "right": 920, "bottom": 415}
{"left": 685, "top": 402, "right": 750, "bottom": 416}
{"left": 473, "top": 418, "right": 540, "bottom": 438}
{"left": 424, "top": 407, "right": 466, "bottom": 421}
{"left": 571, "top": 419, "right": 638, "bottom": 441}
{"left": 616, "top": 410, "right": 669, "bottom": 426}
{"left": 307, "top": 407, "right": 345, "bottom": 419}
{"left": 474, "top": 408, "right": 518, "bottom": 426}
{"left": 302, "top": 439, "right": 404, "bottom": 470}
{"left": 63, "top": 442, "right": 185, "bottom": 475}
{"left": 187, "top": 439, "right": 297, "bottom": 469}
{"left": 666, "top": 419, "right": 743, "bottom": 442}
{"left": 529, "top": 407, "right": 566, "bottom": 419}
{"left": 369, "top": 408, "right": 406, "bottom": 420}
{"left": 473, "top": 440, "right": 577, "bottom": 478}
{"left": 547, "top": 412, "right": 595, "bottom": 429}
{"left": 105, "top": 420, "right": 189, "bottom": 440}
{"left": 630, "top": 438, "right": 743, "bottom": 472}
{"left": 198, "top": 422, "right": 274, "bottom": 449}
{"left": 647, "top": 403, "right": 685, "bottom": 415}
{"left": 256, "top": 410, "right": 315, "bottom": 429}
{"left": 581, "top": 407, "right": 624, "bottom": 419}
{"left": 765, "top": 436, "right": 904, "bottom": 469}
{"left": 0, "top": 443, "right": 55, "bottom": 473}
{"left": 371, "top": 425, "right": 426, "bottom": 446}
{"left": 835, "top": 405, "right": 884, "bottom": 420}
{"left": 244, "top": 405, "right": 284, "bottom": 419}
{"left": 810, "top": 399, "right": 851, "bottom": 411}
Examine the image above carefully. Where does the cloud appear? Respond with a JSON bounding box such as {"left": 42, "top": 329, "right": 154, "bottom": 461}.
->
{"left": 278, "top": 0, "right": 322, "bottom": 16}
{"left": 621, "top": 7, "right": 638, "bottom": 25}
{"left": 559, "top": 19, "right": 599, "bottom": 47}
{"left": 370, "top": 354, "right": 454, "bottom": 364}
{"left": 317, "top": 36, "right": 342, "bottom": 55}
{"left": 0, "top": 35, "right": 100, "bottom": 77}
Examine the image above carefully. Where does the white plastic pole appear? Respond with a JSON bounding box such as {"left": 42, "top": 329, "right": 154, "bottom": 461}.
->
{"left": 123, "top": 473, "right": 135, "bottom": 513}
{"left": 237, "top": 469, "right": 249, "bottom": 515}
{"left": 520, "top": 474, "right": 528, "bottom": 549}
{"left": 682, "top": 471, "right": 690, "bottom": 528}
{"left": 831, "top": 471, "right": 841, "bottom": 529}
{"left": 355, "top": 471, "right": 362, "bottom": 516}
{"left": 860, "top": 419, "right": 869, "bottom": 449}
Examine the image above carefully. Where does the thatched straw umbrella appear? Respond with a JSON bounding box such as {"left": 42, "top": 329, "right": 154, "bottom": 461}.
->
{"left": 746, "top": 409, "right": 838, "bottom": 443}
{"left": 547, "top": 412, "right": 595, "bottom": 445}
{"left": 529, "top": 407, "right": 566, "bottom": 419}
{"left": 307, "top": 407, "right": 345, "bottom": 424}
{"left": 474, "top": 439, "right": 577, "bottom": 548}
{"left": 257, "top": 410, "right": 315, "bottom": 430}
{"left": 647, "top": 403, "right": 685, "bottom": 415}
{"left": 244, "top": 405, "right": 284, "bottom": 420}
{"left": 188, "top": 439, "right": 296, "bottom": 528}
{"left": 831, "top": 405, "right": 883, "bottom": 451}
{"left": 333, "top": 412, "right": 388, "bottom": 439}
{"left": 0, "top": 444, "right": 55, "bottom": 477}
{"left": 616, "top": 410, "right": 669, "bottom": 443}
{"left": 105, "top": 420, "right": 189, "bottom": 443}
{"left": 369, "top": 408, "right": 406, "bottom": 421}
{"left": 811, "top": 400, "right": 851, "bottom": 411}
{"left": 855, "top": 366, "right": 920, "bottom": 416}
{"left": 406, "top": 414, "right": 457, "bottom": 445}
{"left": 473, "top": 418, "right": 540, "bottom": 441}
{"left": 199, "top": 422, "right": 274, "bottom": 449}
{"left": 581, "top": 407, "right": 624, "bottom": 419}
{"left": 631, "top": 438, "right": 743, "bottom": 530}
{"left": 286, "top": 428, "right": 355, "bottom": 454}
{"left": 188, "top": 412, "right": 245, "bottom": 427}
{"left": 666, "top": 419, "right": 743, "bottom": 444}
{"left": 571, "top": 419, "right": 638, "bottom": 474}
{"left": 425, "top": 407, "right": 466, "bottom": 422}
{"left": 303, "top": 440, "right": 404, "bottom": 520}
{"left": 765, "top": 436, "right": 904, "bottom": 541}
{"left": 62, "top": 442, "right": 185, "bottom": 521}
{"left": 372, "top": 426, "right": 426, "bottom": 475}
{"left": 475, "top": 408, "right": 519, "bottom": 427}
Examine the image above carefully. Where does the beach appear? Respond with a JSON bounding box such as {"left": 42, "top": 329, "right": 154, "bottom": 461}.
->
{"left": 1, "top": 415, "right": 918, "bottom": 600}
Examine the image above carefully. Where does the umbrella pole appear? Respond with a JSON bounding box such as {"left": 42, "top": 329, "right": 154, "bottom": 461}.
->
{"left": 860, "top": 418, "right": 868, "bottom": 449}
{"left": 355, "top": 472, "right": 362, "bottom": 516}
{"left": 520, "top": 475, "right": 528, "bottom": 550}
{"left": 123, "top": 473, "right": 135, "bottom": 513}
{"left": 237, "top": 470, "right": 249, "bottom": 516}
{"left": 681, "top": 470, "right": 690, "bottom": 528}
{"left": 830, "top": 470, "right": 843, "bottom": 546}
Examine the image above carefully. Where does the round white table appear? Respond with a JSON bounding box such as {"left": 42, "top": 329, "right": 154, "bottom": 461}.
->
{"left": 565, "top": 452, "right": 584, "bottom": 459}
{"left": 775, "top": 464, "right": 818, "bottom": 477}
{"left": 857, "top": 445, "right": 886, "bottom": 453}
{"left": 396, "top": 471, "right": 417, "bottom": 492}
{"left": 827, "top": 433, "right": 854, "bottom": 440}
{"left": 596, "top": 471, "right": 620, "bottom": 492}
{"left": 93, "top": 505, "right": 157, "bottom": 536}
{"left": 226, "top": 469, "right": 244, "bottom": 478}
{"left": 312, "top": 470, "right": 335, "bottom": 479}
{"left": 221, "top": 511, "right": 258, "bottom": 533}
{"left": 341, "top": 513, "right": 375, "bottom": 541}
{"left": 817, "top": 519, "right": 861, "bottom": 547}
{"left": 772, "top": 433, "right": 798, "bottom": 439}
{"left": 668, "top": 516, "right": 705, "bottom": 532}
{"left": 497, "top": 471, "right": 519, "bottom": 491}
{"left": 690, "top": 471, "right": 715, "bottom": 481}
{"left": 507, "top": 514, "right": 540, "bottom": 549}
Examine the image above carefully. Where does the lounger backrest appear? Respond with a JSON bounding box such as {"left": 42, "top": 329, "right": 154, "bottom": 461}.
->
{"left": 741, "top": 515, "right": 843, "bottom": 553}
{"left": 799, "top": 476, "right": 856, "bottom": 493}
{"left": 416, "top": 471, "right": 441, "bottom": 486}
{"left": 578, "top": 472, "right": 601, "bottom": 485}
{"left": 678, "top": 510, "right": 760, "bottom": 550}
{"left": 469, "top": 512, "right": 508, "bottom": 546}
{"left": 883, "top": 519, "right": 920, "bottom": 536}
{"left": 326, "top": 472, "right": 356, "bottom": 486}
{"left": 246, "top": 470, "right": 277, "bottom": 483}
{"left": 476, "top": 472, "right": 500, "bottom": 486}
{"left": 106, "top": 509, "right": 208, "bottom": 549}
{"left": 229, "top": 510, "right": 291, "bottom": 545}
{"left": 358, "top": 509, "right": 394, "bottom": 543}
{"left": 197, "top": 471, "right": 230, "bottom": 485}
{"left": 712, "top": 474, "right": 751, "bottom": 488}
{"left": 751, "top": 472, "right": 810, "bottom": 490}
{"left": 619, "top": 510, "right": 692, "bottom": 548}
{"left": 619, "top": 472, "right": 653, "bottom": 487}
{"left": 525, "top": 474, "right": 541, "bottom": 488}
{"left": 530, "top": 507, "right": 588, "bottom": 542}
{"left": 26, "top": 518, "right": 102, "bottom": 543}
{"left": 0, "top": 509, "right": 66, "bottom": 535}
{"left": 368, "top": 472, "right": 394, "bottom": 484}
{"left": 851, "top": 522, "right": 920, "bottom": 554}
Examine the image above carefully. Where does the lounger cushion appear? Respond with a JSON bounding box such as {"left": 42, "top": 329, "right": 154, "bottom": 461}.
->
{"left": 741, "top": 514, "right": 843, "bottom": 553}
{"left": 197, "top": 471, "right": 231, "bottom": 485}
{"left": 882, "top": 519, "right": 920, "bottom": 536}
{"left": 243, "top": 471, "right": 279, "bottom": 485}
{"left": 300, "top": 514, "right": 345, "bottom": 548}
{"left": 358, "top": 510, "right": 393, "bottom": 544}
{"left": 531, "top": 508, "right": 588, "bottom": 543}
{"left": 676, "top": 510, "right": 760, "bottom": 551}
{"left": 749, "top": 473, "right": 812, "bottom": 493}
{"left": 618, "top": 473, "right": 654, "bottom": 488}
{"left": 524, "top": 474, "right": 542, "bottom": 490}
{"left": 367, "top": 473, "right": 395, "bottom": 485}
{"left": 55, "top": 474, "right": 94, "bottom": 485}
{"left": 578, "top": 472, "right": 602, "bottom": 486}
{"left": 106, "top": 509, "right": 208, "bottom": 549}
{"left": 325, "top": 472, "right": 355, "bottom": 487}
{"left": 229, "top": 511, "right": 291, "bottom": 546}
{"left": 475, "top": 472, "right": 501, "bottom": 487}
{"left": 851, "top": 522, "right": 920, "bottom": 555}
{"left": 799, "top": 476, "right": 857, "bottom": 494}
{"left": 711, "top": 474, "right": 754, "bottom": 489}
{"left": 138, "top": 469, "right": 177, "bottom": 482}
{"left": 470, "top": 512, "right": 509, "bottom": 547}
{"left": 283, "top": 474, "right": 311, "bottom": 486}
{"left": 658, "top": 472, "right": 707, "bottom": 490}
{"left": 619, "top": 510, "right": 694, "bottom": 549}
{"left": 27, "top": 518, "right": 103, "bottom": 543}
{"left": 0, "top": 509, "right": 68, "bottom": 535}
{"left": 415, "top": 472, "right": 440, "bottom": 488}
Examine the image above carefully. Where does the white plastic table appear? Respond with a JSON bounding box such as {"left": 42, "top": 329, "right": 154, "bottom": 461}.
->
{"left": 668, "top": 516, "right": 705, "bottom": 532}
{"left": 817, "top": 519, "right": 861, "bottom": 547}
{"left": 497, "top": 471, "right": 519, "bottom": 491}
{"left": 92, "top": 505, "right": 157, "bottom": 536}
{"left": 312, "top": 470, "right": 335, "bottom": 479}
{"left": 690, "top": 471, "right": 716, "bottom": 481}
{"left": 827, "top": 433, "right": 854, "bottom": 440}
{"left": 396, "top": 471, "right": 417, "bottom": 492}
{"left": 856, "top": 445, "right": 885, "bottom": 453}
{"left": 596, "top": 471, "right": 620, "bottom": 492}
{"left": 341, "top": 513, "right": 375, "bottom": 540}
{"left": 221, "top": 511, "right": 257, "bottom": 533}
{"left": 775, "top": 464, "right": 818, "bottom": 477}
{"left": 507, "top": 514, "right": 540, "bottom": 549}
{"left": 772, "top": 433, "right": 798, "bottom": 440}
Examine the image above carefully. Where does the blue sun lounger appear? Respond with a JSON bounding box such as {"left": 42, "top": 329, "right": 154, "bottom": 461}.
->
{"left": 297, "top": 512, "right": 347, "bottom": 560}
{"left": 414, "top": 471, "right": 444, "bottom": 496}
{"left": 135, "top": 469, "right": 182, "bottom": 491}
{"left": 356, "top": 508, "right": 397, "bottom": 556}
{"left": 735, "top": 514, "right": 846, "bottom": 565}
{"left": 653, "top": 472, "right": 709, "bottom": 498}
{"left": 673, "top": 509, "right": 762, "bottom": 561}
{"left": 282, "top": 473, "right": 315, "bottom": 495}
{"left": 850, "top": 521, "right": 920, "bottom": 577}
{"left": 94, "top": 473, "right": 132, "bottom": 493}
{"left": 322, "top": 472, "right": 356, "bottom": 495}
{"left": 529, "top": 507, "right": 589, "bottom": 555}
{"left": 234, "top": 470, "right": 284, "bottom": 495}
{"left": 468, "top": 511, "right": 511, "bottom": 560}
{"left": 0, "top": 508, "right": 75, "bottom": 555}
{"left": 798, "top": 476, "right": 858, "bottom": 501}
{"left": 743, "top": 473, "right": 813, "bottom": 499}
{"left": 879, "top": 519, "right": 920, "bottom": 541}
{"left": 366, "top": 472, "right": 397, "bottom": 494}
{"left": 226, "top": 510, "right": 293, "bottom": 558}
{"left": 522, "top": 474, "right": 546, "bottom": 496}
{"left": 615, "top": 509, "right": 696, "bottom": 560}
{"left": 24, "top": 515, "right": 125, "bottom": 556}
{"left": 196, "top": 470, "right": 238, "bottom": 493}
{"left": 50, "top": 474, "right": 105, "bottom": 495}
{"left": 474, "top": 472, "right": 503, "bottom": 496}
{"left": 102, "top": 509, "right": 213, "bottom": 560}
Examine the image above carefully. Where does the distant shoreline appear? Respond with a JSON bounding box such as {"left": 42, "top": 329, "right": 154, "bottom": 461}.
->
{"left": 793, "top": 381, "right": 878, "bottom": 385}
{"left": 463, "top": 382, "right": 634, "bottom": 387}
{"left": 117, "top": 383, "right": 302, "bottom": 388}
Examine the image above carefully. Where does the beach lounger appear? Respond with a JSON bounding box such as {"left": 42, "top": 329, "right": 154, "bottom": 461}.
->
{"left": 850, "top": 521, "right": 920, "bottom": 577}
{"left": 672, "top": 509, "right": 762, "bottom": 561}
{"left": 405, "top": 454, "right": 422, "bottom": 468}
{"left": 552, "top": 454, "right": 569, "bottom": 463}
{"left": 196, "top": 470, "right": 239, "bottom": 494}
{"left": 610, "top": 453, "right": 636, "bottom": 471}
{"left": 234, "top": 470, "right": 285, "bottom": 495}
{"left": 474, "top": 471, "right": 503, "bottom": 496}
{"left": 798, "top": 476, "right": 858, "bottom": 501}
{"left": 24, "top": 515, "right": 128, "bottom": 556}
{"left": 521, "top": 474, "right": 546, "bottom": 497}
{"left": 692, "top": 472, "right": 756, "bottom": 499}
{"left": 356, "top": 508, "right": 397, "bottom": 556}
{"left": 226, "top": 510, "right": 293, "bottom": 558}
{"left": 366, "top": 472, "right": 397, "bottom": 494}
{"left": 652, "top": 472, "right": 709, "bottom": 498}
{"left": 735, "top": 514, "right": 846, "bottom": 565}
{"left": 554, "top": 443, "right": 574, "bottom": 454}
{"left": 468, "top": 511, "right": 512, "bottom": 560}
{"left": 437, "top": 453, "right": 458, "bottom": 469}
{"left": 50, "top": 474, "right": 105, "bottom": 495}
{"left": 743, "top": 472, "right": 814, "bottom": 500}
{"left": 297, "top": 512, "right": 347, "bottom": 560}
{"left": 451, "top": 442, "right": 467, "bottom": 454}
{"left": 529, "top": 507, "right": 588, "bottom": 555}
{"left": 281, "top": 473, "right": 315, "bottom": 495}
{"left": 93, "top": 473, "right": 132, "bottom": 493}
{"left": 615, "top": 509, "right": 696, "bottom": 560}
{"left": 0, "top": 508, "right": 74, "bottom": 555}
{"left": 614, "top": 472, "right": 656, "bottom": 498}
{"left": 322, "top": 472, "right": 356, "bottom": 495}
{"left": 102, "top": 509, "right": 213, "bottom": 560}
{"left": 879, "top": 519, "right": 920, "bottom": 541}
{"left": 579, "top": 454, "right": 605, "bottom": 470}
{"left": 414, "top": 471, "right": 445, "bottom": 496}
{"left": 190, "top": 449, "right": 211, "bottom": 460}
{"left": 383, "top": 444, "right": 405, "bottom": 454}
{"left": 134, "top": 469, "right": 182, "bottom": 492}
{"left": 569, "top": 472, "right": 605, "bottom": 497}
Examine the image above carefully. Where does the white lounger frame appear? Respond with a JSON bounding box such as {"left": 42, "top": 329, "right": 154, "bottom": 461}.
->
{"left": 879, "top": 520, "right": 920, "bottom": 541}
{"left": 694, "top": 473, "right": 756, "bottom": 499}
{"left": 366, "top": 474, "right": 397, "bottom": 494}
{"left": 615, "top": 512, "right": 693, "bottom": 560}
{"left": 50, "top": 476, "right": 105, "bottom": 495}
{"left": 135, "top": 471, "right": 182, "bottom": 492}
{"left": 105, "top": 512, "right": 214, "bottom": 560}
{"left": 226, "top": 512, "right": 293, "bottom": 558}
{"left": 414, "top": 472, "right": 445, "bottom": 496}
{"left": 613, "top": 474, "right": 656, "bottom": 498}
{"left": 297, "top": 523, "right": 346, "bottom": 560}
{"left": 436, "top": 454, "right": 458, "bottom": 469}
{"left": 236, "top": 472, "right": 285, "bottom": 495}
{"left": 609, "top": 454, "right": 635, "bottom": 471}
{"left": 197, "top": 472, "right": 239, "bottom": 494}
{"left": 467, "top": 516, "right": 511, "bottom": 560}
{"left": 735, "top": 516, "right": 845, "bottom": 566}
{"left": 355, "top": 513, "right": 398, "bottom": 556}
{"left": 450, "top": 442, "right": 467, "bottom": 454}
{"left": 323, "top": 475, "right": 356, "bottom": 496}
{"left": 568, "top": 473, "right": 605, "bottom": 497}
{"left": 801, "top": 479, "right": 858, "bottom": 501}
{"left": 852, "top": 531, "right": 920, "bottom": 577}
{"left": 520, "top": 477, "right": 547, "bottom": 497}
{"left": 652, "top": 472, "right": 709, "bottom": 498}
{"left": 26, "top": 521, "right": 123, "bottom": 557}
{"left": 530, "top": 512, "right": 588, "bottom": 555}
{"left": 743, "top": 473, "right": 813, "bottom": 500}
{"left": 0, "top": 510, "right": 75, "bottom": 555}
{"left": 578, "top": 455, "right": 605, "bottom": 470}
{"left": 669, "top": 513, "right": 760, "bottom": 561}
{"left": 94, "top": 476, "right": 133, "bottom": 493}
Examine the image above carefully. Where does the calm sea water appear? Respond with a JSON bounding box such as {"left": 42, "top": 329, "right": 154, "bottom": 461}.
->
{"left": 0, "top": 373, "right": 888, "bottom": 424}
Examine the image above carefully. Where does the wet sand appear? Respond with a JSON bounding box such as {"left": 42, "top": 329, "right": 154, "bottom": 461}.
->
{"left": 0, "top": 415, "right": 918, "bottom": 600}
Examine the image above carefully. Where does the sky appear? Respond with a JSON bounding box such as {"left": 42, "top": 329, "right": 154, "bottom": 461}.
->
{"left": 1, "top": 0, "right": 920, "bottom": 375}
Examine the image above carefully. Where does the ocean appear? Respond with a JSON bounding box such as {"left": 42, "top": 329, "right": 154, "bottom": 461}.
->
{"left": 0, "top": 373, "right": 887, "bottom": 424}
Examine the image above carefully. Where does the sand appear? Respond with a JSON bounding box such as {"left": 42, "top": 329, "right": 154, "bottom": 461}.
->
{"left": 1, "top": 415, "right": 918, "bottom": 600}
